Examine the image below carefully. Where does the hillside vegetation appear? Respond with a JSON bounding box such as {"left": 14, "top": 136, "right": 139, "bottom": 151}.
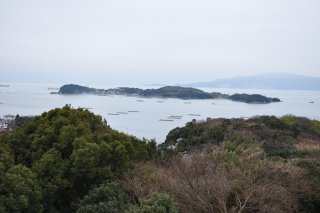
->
{"left": 0, "top": 106, "right": 160, "bottom": 213}
{"left": 1, "top": 107, "right": 319, "bottom": 212}
{"left": 151, "top": 115, "right": 320, "bottom": 212}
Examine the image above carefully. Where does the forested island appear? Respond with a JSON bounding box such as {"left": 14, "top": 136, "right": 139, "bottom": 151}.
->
{"left": 0, "top": 106, "right": 319, "bottom": 212}
{"left": 57, "top": 84, "right": 280, "bottom": 103}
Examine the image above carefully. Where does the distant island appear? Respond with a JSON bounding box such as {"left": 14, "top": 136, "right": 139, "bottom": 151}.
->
{"left": 181, "top": 73, "right": 320, "bottom": 90}
{"left": 57, "top": 84, "right": 280, "bottom": 104}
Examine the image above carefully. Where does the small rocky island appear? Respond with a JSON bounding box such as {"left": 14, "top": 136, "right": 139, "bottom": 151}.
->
{"left": 57, "top": 84, "right": 281, "bottom": 104}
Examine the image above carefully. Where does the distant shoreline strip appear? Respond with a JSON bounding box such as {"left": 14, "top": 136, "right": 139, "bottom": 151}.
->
{"left": 189, "top": 114, "right": 201, "bottom": 116}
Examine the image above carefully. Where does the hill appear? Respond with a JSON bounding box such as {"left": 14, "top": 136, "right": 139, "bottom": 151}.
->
{"left": 149, "top": 115, "right": 319, "bottom": 212}
{"left": 1, "top": 107, "right": 319, "bottom": 212}
{"left": 183, "top": 73, "right": 320, "bottom": 90}
{"left": 163, "top": 115, "right": 320, "bottom": 154}
{"left": 0, "top": 105, "right": 158, "bottom": 212}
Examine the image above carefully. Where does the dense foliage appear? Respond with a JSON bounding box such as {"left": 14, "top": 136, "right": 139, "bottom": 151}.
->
{"left": 0, "top": 105, "right": 159, "bottom": 212}
{"left": 165, "top": 115, "right": 320, "bottom": 154}
{"left": 129, "top": 193, "right": 177, "bottom": 213}
{"left": 228, "top": 93, "right": 280, "bottom": 103}
{"left": 59, "top": 84, "right": 96, "bottom": 94}
{"left": 76, "top": 182, "right": 130, "bottom": 213}
{"left": 158, "top": 115, "right": 320, "bottom": 212}
{"left": 141, "top": 86, "right": 213, "bottom": 99}
{"left": 1, "top": 107, "right": 319, "bottom": 212}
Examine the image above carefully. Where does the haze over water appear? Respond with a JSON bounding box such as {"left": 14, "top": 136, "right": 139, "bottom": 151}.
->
{"left": 1, "top": 83, "right": 319, "bottom": 142}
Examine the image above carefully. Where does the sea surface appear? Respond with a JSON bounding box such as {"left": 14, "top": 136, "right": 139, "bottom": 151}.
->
{"left": 1, "top": 83, "right": 320, "bottom": 142}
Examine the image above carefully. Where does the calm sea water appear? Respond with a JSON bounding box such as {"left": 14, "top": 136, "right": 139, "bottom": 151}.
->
{"left": 1, "top": 83, "right": 319, "bottom": 142}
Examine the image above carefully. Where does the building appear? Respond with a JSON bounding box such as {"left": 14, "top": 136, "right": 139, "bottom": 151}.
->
{"left": 0, "top": 115, "right": 16, "bottom": 132}
{"left": 0, "top": 118, "right": 7, "bottom": 129}
{"left": 4, "top": 114, "right": 15, "bottom": 120}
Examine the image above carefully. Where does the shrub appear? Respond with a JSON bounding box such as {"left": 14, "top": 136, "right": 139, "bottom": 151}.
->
{"left": 130, "top": 193, "right": 177, "bottom": 213}
{"left": 77, "top": 182, "right": 130, "bottom": 213}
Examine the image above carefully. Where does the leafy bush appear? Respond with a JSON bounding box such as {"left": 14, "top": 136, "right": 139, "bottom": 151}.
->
{"left": 280, "top": 115, "right": 298, "bottom": 126}
{"left": 130, "top": 193, "right": 177, "bottom": 213}
{"left": 0, "top": 164, "right": 43, "bottom": 213}
{"left": 208, "top": 127, "right": 225, "bottom": 143}
{"left": 257, "top": 116, "right": 289, "bottom": 130}
{"left": 77, "top": 182, "right": 130, "bottom": 213}
{"left": 311, "top": 120, "right": 320, "bottom": 135}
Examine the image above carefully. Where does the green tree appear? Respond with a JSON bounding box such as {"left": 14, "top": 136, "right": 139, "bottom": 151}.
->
{"left": 32, "top": 148, "right": 70, "bottom": 211}
{"left": 77, "top": 182, "right": 130, "bottom": 213}
{"left": 130, "top": 193, "right": 177, "bottom": 213}
{"left": 0, "top": 164, "right": 43, "bottom": 213}
{"left": 0, "top": 105, "right": 152, "bottom": 212}
{"left": 0, "top": 143, "right": 14, "bottom": 171}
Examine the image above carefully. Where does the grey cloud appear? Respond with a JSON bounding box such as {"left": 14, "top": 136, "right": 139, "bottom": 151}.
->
{"left": 0, "top": 0, "right": 319, "bottom": 84}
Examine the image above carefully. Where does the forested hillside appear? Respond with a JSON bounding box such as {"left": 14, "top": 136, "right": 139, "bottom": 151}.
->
{"left": 0, "top": 106, "right": 162, "bottom": 212}
{"left": 1, "top": 107, "right": 319, "bottom": 212}
{"left": 153, "top": 115, "right": 320, "bottom": 212}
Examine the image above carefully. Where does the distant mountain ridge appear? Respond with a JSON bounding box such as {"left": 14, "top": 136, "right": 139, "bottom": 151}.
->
{"left": 182, "top": 73, "right": 320, "bottom": 90}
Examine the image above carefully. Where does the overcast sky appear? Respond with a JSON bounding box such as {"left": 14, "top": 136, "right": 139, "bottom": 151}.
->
{"left": 0, "top": 0, "right": 319, "bottom": 85}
